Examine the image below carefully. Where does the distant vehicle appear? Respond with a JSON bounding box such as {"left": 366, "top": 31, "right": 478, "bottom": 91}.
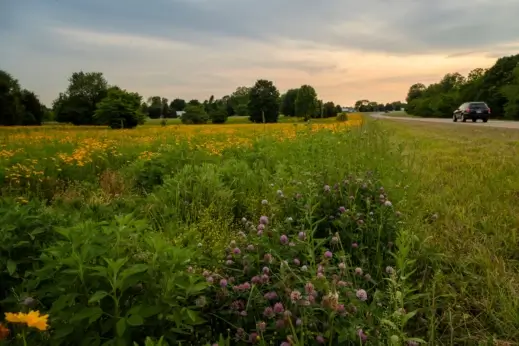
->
{"left": 453, "top": 102, "right": 490, "bottom": 123}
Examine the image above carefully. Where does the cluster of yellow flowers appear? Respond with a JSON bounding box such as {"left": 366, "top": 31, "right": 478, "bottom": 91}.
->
{"left": 0, "top": 310, "right": 49, "bottom": 341}
{"left": 0, "top": 115, "right": 363, "bottom": 185}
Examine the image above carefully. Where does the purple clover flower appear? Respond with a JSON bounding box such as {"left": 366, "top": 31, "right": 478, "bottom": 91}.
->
{"left": 356, "top": 289, "right": 368, "bottom": 301}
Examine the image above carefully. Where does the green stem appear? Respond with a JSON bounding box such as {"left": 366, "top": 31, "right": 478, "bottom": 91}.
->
{"left": 22, "top": 329, "right": 28, "bottom": 346}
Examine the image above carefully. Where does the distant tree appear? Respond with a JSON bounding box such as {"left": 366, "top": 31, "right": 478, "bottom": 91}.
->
{"left": 323, "top": 101, "right": 338, "bottom": 117}
{"left": 209, "top": 107, "right": 229, "bottom": 124}
{"left": 54, "top": 71, "right": 108, "bottom": 125}
{"left": 0, "top": 70, "right": 45, "bottom": 126}
{"left": 405, "top": 83, "right": 426, "bottom": 103}
{"left": 248, "top": 79, "right": 280, "bottom": 123}
{"left": 204, "top": 95, "right": 217, "bottom": 113}
{"left": 384, "top": 103, "right": 393, "bottom": 112}
{"left": 280, "top": 88, "right": 298, "bottom": 116}
{"left": 501, "top": 65, "right": 519, "bottom": 119}
{"left": 478, "top": 54, "right": 519, "bottom": 117}
{"left": 188, "top": 99, "right": 201, "bottom": 106}
{"left": 230, "top": 86, "right": 251, "bottom": 116}
{"left": 146, "top": 96, "right": 163, "bottom": 119}
{"left": 161, "top": 97, "right": 170, "bottom": 117}
{"left": 170, "top": 98, "right": 186, "bottom": 112}
{"left": 42, "top": 106, "right": 54, "bottom": 122}
{"left": 354, "top": 100, "right": 369, "bottom": 110}
{"left": 295, "top": 85, "right": 318, "bottom": 121}
{"left": 181, "top": 104, "right": 209, "bottom": 124}
{"left": 19, "top": 90, "right": 45, "bottom": 125}
{"left": 94, "top": 87, "right": 144, "bottom": 129}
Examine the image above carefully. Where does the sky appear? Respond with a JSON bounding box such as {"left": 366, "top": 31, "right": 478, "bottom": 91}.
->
{"left": 2, "top": 0, "right": 519, "bottom": 107}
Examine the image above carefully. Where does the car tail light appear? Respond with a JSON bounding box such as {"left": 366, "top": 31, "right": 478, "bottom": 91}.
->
{"left": 488, "top": 107, "right": 491, "bottom": 114}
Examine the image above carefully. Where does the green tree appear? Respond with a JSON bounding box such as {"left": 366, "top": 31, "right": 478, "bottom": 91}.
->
{"left": 94, "top": 87, "right": 144, "bottom": 129}
{"left": 209, "top": 107, "right": 228, "bottom": 124}
{"left": 161, "top": 97, "right": 170, "bottom": 117}
{"left": 146, "top": 96, "right": 163, "bottom": 119}
{"left": 248, "top": 79, "right": 280, "bottom": 123}
{"left": 501, "top": 65, "right": 519, "bottom": 119}
{"left": 478, "top": 54, "right": 519, "bottom": 117}
{"left": 323, "top": 101, "right": 338, "bottom": 117}
{"left": 280, "top": 88, "right": 298, "bottom": 116}
{"left": 405, "top": 83, "right": 426, "bottom": 103}
{"left": 295, "top": 85, "right": 318, "bottom": 121}
{"left": 19, "top": 90, "right": 45, "bottom": 125}
{"left": 181, "top": 104, "right": 209, "bottom": 124}
{"left": 170, "top": 98, "right": 186, "bottom": 114}
{"left": 230, "top": 86, "right": 251, "bottom": 116}
{"left": 54, "top": 71, "right": 108, "bottom": 125}
{"left": 0, "top": 70, "right": 45, "bottom": 126}
{"left": 168, "top": 99, "right": 184, "bottom": 118}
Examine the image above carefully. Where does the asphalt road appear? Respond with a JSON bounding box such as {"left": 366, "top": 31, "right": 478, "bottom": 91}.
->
{"left": 371, "top": 113, "right": 519, "bottom": 129}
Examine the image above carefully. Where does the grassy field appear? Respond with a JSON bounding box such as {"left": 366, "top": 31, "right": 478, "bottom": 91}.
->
{"left": 0, "top": 114, "right": 518, "bottom": 345}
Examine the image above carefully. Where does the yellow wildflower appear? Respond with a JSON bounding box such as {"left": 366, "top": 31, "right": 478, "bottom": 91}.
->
{"left": 4, "top": 312, "right": 23, "bottom": 323}
{"left": 4, "top": 310, "right": 49, "bottom": 331}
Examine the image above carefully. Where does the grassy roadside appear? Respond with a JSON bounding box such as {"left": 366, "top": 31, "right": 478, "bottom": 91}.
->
{"left": 378, "top": 119, "right": 519, "bottom": 344}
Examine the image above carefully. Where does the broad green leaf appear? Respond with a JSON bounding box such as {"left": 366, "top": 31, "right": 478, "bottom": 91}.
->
{"left": 70, "top": 307, "right": 103, "bottom": 323}
{"left": 88, "top": 291, "right": 109, "bottom": 304}
{"left": 127, "top": 314, "right": 144, "bottom": 326}
{"left": 53, "top": 325, "right": 74, "bottom": 339}
{"left": 120, "top": 264, "right": 148, "bottom": 280}
{"left": 6, "top": 259, "right": 16, "bottom": 276}
{"left": 140, "top": 306, "right": 162, "bottom": 318}
{"left": 116, "top": 318, "right": 126, "bottom": 337}
{"left": 402, "top": 310, "right": 418, "bottom": 326}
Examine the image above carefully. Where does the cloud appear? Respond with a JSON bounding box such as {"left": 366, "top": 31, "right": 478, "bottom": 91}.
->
{"left": 1, "top": 0, "right": 518, "bottom": 106}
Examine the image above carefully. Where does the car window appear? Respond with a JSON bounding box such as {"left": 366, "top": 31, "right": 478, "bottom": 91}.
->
{"left": 469, "top": 102, "right": 487, "bottom": 108}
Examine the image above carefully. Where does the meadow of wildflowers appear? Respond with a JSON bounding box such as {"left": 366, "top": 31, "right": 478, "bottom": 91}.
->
{"left": 0, "top": 115, "right": 518, "bottom": 345}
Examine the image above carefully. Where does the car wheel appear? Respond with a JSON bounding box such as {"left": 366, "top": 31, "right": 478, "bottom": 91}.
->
{"left": 483, "top": 118, "right": 488, "bottom": 123}
{"left": 461, "top": 114, "right": 466, "bottom": 122}
{"left": 472, "top": 118, "right": 477, "bottom": 122}
{"left": 453, "top": 114, "right": 457, "bottom": 122}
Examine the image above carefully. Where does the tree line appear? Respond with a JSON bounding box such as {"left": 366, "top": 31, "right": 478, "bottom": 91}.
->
{"left": 0, "top": 71, "right": 49, "bottom": 126}
{"left": 0, "top": 70, "right": 346, "bottom": 128}
{"left": 405, "top": 54, "right": 519, "bottom": 119}
{"left": 353, "top": 100, "right": 405, "bottom": 113}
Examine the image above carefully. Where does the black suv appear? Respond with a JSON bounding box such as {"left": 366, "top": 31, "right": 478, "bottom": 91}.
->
{"left": 453, "top": 102, "right": 490, "bottom": 123}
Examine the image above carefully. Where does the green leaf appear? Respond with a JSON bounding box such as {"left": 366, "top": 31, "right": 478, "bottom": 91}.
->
{"left": 88, "top": 291, "right": 109, "bottom": 304}
{"left": 116, "top": 318, "right": 126, "bottom": 337}
{"left": 120, "top": 264, "right": 148, "bottom": 280}
{"left": 6, "top": 259, "right": 16, "bottom": 276}
{"left": 53, "top": 325, "right": 74, "bottom": 339}
{"left": 402, "top": 310, "right": 418, "bottom": 326}
{"left": 127, "top": 314, "right": 144, "bottom": 326}
{"left": 70, "top": 307, "right": 103, "bottom": 323}
{"left": 381, "top": 318, "right": 398, "bottom": 329}
{"left": 140, "top": 306, "right": 162, "bottom": 318}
